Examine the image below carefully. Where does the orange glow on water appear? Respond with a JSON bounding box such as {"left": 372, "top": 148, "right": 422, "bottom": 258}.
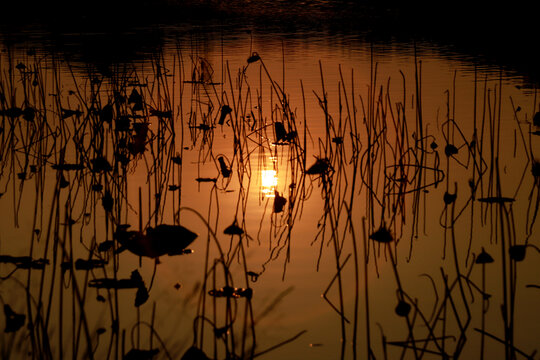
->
{"left": 261, "top": 168, "right": 278, "bottom": 197}
{"left": 0, "top": 28, "right": 539, "bottom": 360}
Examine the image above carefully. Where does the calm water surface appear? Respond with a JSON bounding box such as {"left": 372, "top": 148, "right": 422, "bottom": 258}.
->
{"left": 0, "top": 24, "right": 539, "bottom": 359}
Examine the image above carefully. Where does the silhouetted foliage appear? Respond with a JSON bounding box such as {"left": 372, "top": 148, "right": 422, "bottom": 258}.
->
{"left": 3, "top": 305, "right": 25, "bottom": 333}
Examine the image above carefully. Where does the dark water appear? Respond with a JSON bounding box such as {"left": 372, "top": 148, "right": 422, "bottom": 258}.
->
{"left": 0, "top": 4, "right": 539, "bottom": 360}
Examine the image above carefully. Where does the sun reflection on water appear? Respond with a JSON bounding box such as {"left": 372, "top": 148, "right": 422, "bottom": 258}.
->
{"left": 261, "top": 168, "right": 278, "bottom": 198}
{"left": 260, "top": 154, "right": 279, "bottom": 198}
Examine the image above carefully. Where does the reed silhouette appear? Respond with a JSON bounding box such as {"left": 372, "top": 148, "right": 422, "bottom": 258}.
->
{"left": 0, "top": 35, "right": 538, "bottom": 360}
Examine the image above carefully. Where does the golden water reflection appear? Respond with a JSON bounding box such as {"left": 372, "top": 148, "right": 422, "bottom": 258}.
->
{"left": 0, "top": 30, "right": 539, "bottom": 360}
{"left": 260, "top": 153, "right": 280, "bottom": 199}
{"left": 261, "top": 168, "right": 278, "bottom": 197}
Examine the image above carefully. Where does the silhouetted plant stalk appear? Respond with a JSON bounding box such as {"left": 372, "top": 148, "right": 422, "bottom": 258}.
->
{"left": 1, "top": 37, "right": 540, "bottom": 360}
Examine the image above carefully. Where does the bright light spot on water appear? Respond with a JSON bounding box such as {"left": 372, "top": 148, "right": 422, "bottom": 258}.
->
{"left": 261, "top": 169, "right": 278, "bottom": 197}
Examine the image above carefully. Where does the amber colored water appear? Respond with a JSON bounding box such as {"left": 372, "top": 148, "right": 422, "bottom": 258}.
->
{"left": 0, "top": 24, "right": 539, "bottom": 360}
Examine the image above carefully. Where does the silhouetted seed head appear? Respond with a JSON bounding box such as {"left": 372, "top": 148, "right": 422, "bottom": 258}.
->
{"left": 190, "top": 123, "right": 213, "bottom": 131}
{"left": 226, "top": 287, "right": 239, "bottom": 298}
{"left": 172, "top": 156, "right": 182, "bottom": 165}
{"left": 274, "top": 122, "right": 287, "bottom": 142}
{"left": 16, "top": 257, "right": 48, "bottom": 270}
{"left": 196, "top": 177, "right": 217, "bottom": 184}
{"left": 208, "top": 286, "right": 251, "bottom": 299}
{"left": 22, "top": 107, "right": 35, "bottom": 122}
{"left": 306, "top": 158, "right": 331, "bottom": 175}
{"left": 135, "top": 286, "right": 149, "bottom": 307}
{"left": 130, "top": 269, "right": 144, "bottom": 284}
{"left": 430, "top": 141, "right": 438, "bottom": 150}
{"left": 247, "top": 52, "right": 261, "bottom": 63}
{"left": 224, "top": 221, "right": 243, "bottom": 235}
{"left": 91, "top": 157, "right": 112, "bottom": 173}
{"left": 0, "top": 256, "right": 46, "bottom": 269}
{"left": 273, "top": 191, "right": 287, "bottom": 213}
{"left": 124, "top": 349, "right": 158, "bottom": 360}
{"left": 332, "top": 136, "right": 343, "bottom": 144}
{"left": 210, "top": 286, "right": 235, "bottom": 297}
{"left": 247, "top": 271, "right": 260, "bottom": 282}
{"left": 1, "top": 107, "right": 22, "bottom": 118}
{"left": 221, "top": 105, "right": 232, "bottom": 114}
{"left": 149, "top": 109, "right": 172, "bottom": 118}
{"left": 97, "top": 241, "right": 114, "bottom": 252}
{"left": 475, "top": 248, "right": 494, "bottom": 264}
{"left": 477, "top": 196, "right": 515, "bottom": 204}
{"left": 509, "top": 245, "right": 526, "bottom": 262}
{"left": 61, "top": 108, "right": 82, "bottom": 119}
{"left": 444, "top": 144, "right": 459, "bottom": 157}
{"left": 395, "top": 300, "right": 411, "bottom": 317}
{"left": 97, "top": 328, "right": 106, "bottom": 335}
{"left": 128, "top": 89, "right": 143, "bottom": 111}
{"left": 59, "top": 175, "right": 69, "bottom": 189}
{"left": 102, "top": 191, "right": 114, "bottom": 212}
{"left": 74, "top": 258, "right": 107, "bottom": 271}
{"left": 218, "top": 156, "right": 231, "bottom": 178}
{"left": 100, "top": 104, "right": 113, "bottom": 124}
{"left": 533, "top": 112, "right": 540, "bottom": 127}
{"left": 443, "top": 192, "right": 457, "bottom": 205}
{"left": 3, "top": 305, "right": 25, "bottom": 333}
{"left": 238, "top": 287, "right": 253, "bottom": 299}
{"left": 369, "top": 226, "right": 394, "bottom": 243}
{"left": 96, "top": 295, "right": 106, "bottom": 302}
{"left": 181, "top": 346, "right": 211, "bottom": 360}
{"left": 219, "top": 105, "right": 232, "bottom": 125}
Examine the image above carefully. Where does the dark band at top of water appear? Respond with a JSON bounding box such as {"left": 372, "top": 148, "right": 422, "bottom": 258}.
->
{"left": 1, "top": 0, "right": 539, "bottom": 85}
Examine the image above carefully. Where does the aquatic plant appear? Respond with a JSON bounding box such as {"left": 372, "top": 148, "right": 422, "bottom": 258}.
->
{"left": 0, "top": 34, "right": 538, "bottom": 360}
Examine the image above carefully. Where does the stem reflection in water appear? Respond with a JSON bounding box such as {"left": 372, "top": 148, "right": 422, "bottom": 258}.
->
{"left": 0, "top": 32, "right": 538, "bottom": 360}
